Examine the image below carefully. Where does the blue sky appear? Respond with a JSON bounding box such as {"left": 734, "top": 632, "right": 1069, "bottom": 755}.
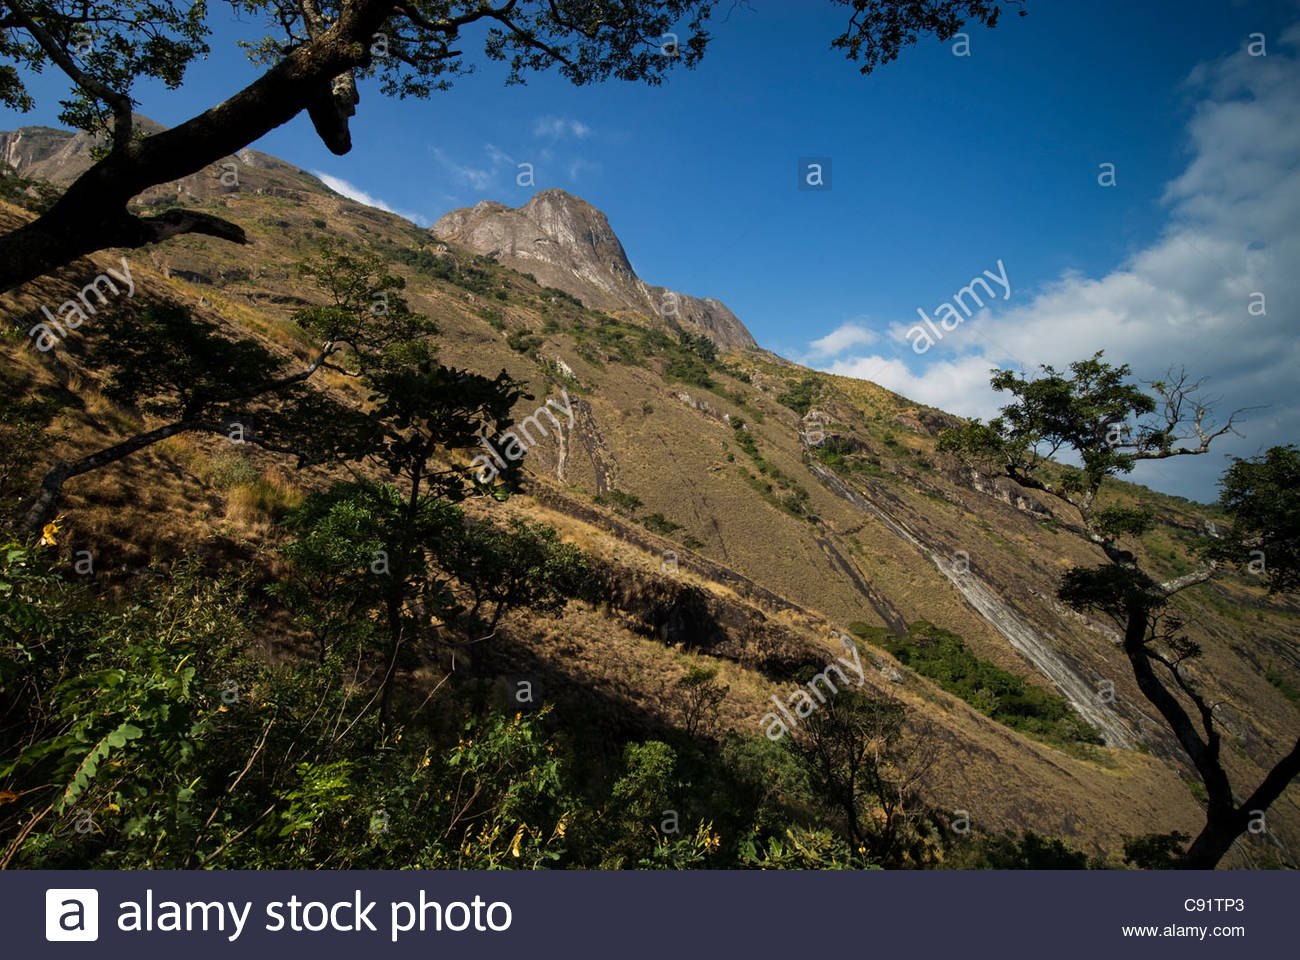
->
{"left": 5, "top": 0, "right": 1299, "bottom": 501}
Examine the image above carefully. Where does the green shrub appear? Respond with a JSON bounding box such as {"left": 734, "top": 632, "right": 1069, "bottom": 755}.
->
{"left": 507, "top": 328, "right": 542, "bottom": 354}
{"left": 642, "top": 513, "right": 683, "bottom": 535}
{"left": 851, "top": 621, "right": 1103, "bottom": 747}
{"left": 594, "top": 489, "right": 642, "bottom": 515}
{"left": 776, "top": 376, "right": 819, "bottom": 416}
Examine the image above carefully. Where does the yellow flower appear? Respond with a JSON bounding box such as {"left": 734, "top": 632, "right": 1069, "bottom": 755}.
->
{"left": 510, "top": 824, "right": 526, "bottom": 858}
{"left": 38, "top": 521, "right": 60, "bottom": 547}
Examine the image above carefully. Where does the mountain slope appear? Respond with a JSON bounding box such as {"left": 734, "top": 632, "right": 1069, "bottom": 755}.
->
{"left": 2, "top": 122, "right": 1297, "bottom": 865}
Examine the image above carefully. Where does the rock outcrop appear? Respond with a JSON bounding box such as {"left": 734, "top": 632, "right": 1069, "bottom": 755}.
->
{"left": 432, "top": 188, "right": 757, "bottom": 351}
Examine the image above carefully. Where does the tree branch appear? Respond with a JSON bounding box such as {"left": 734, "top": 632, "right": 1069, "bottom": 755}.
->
{"left": 1240, "top": 735, "right": 1300, "bottom": 820}
{"left": 3, "top": 0, "right": 134, "bottom": 152}
{"left": 123, "top": 208, "right": 249, "bottom": 246}
{"left": 1158, "top": 563, "right": 1217, "bottom": 598}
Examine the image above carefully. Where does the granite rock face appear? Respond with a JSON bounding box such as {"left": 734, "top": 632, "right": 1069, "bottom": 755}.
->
{"left": 432, "top": 189, "right": 757, "bottom": 350}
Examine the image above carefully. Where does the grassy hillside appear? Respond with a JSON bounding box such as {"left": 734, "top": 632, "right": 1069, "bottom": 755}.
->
{"left": 1, "top": 143, "right": 1297, "bottom": 869}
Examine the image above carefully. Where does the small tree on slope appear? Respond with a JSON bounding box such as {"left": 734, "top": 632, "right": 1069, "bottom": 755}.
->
{"left": 939, "top": 352, "right": 1298, "bottom": 868}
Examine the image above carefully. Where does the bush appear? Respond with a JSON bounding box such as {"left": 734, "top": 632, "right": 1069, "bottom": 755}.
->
{"left": 594, "top": 489, "right": 642, "bottom": 515}
{"left": 776, "top": 376, "right": 819, "bottom": 416}
{"left": 665, "top": 355, "right": 713, "bottom": 389}
{"left": 641, "top": 513, "right": 683, "bottom": 535}
{"left": 1123, "top": 831, "right": 1190, "bottom": 869}
{"left": 954, "top": 831, "right": 1090, "bottom": 869}
{"left": 852, "top": 621, "right": 1103, "bottom": 747}
{"left": 507, "top": 328, "right": 542, "bottom": 354}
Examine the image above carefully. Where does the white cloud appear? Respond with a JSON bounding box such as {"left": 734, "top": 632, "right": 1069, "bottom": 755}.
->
{"left": 567, "top": 157, "right": 601, "bottom": 181}
{"left": 534, "top": 115, "right": 593, "bottom": 139}
{"left": 827, "top": 353, "right": 1004, "bottom": 420}
{"left": 804, "top": 25, "right": 1300, "bottom": 500}
{"left": 804, "top": 321, "right": 879, "bottom": 360}
{"left": 431, "top": 148, "right": 496, "bottom": 192}
{"left": 312, "top": 172, "right": 429, "bottom": 226}
{"left": 484, "top": 143, "right": 514, "bottom": 167}
{"left": 431, "top": 143, "right": 528, "bottom": 197}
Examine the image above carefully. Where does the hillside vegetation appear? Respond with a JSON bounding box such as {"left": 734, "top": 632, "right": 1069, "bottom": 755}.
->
{"left": 1, "top": 134, "right": 1297, "bottom": 869}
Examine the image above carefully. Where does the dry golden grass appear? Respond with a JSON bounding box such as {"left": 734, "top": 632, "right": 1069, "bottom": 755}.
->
{"left": 4, "top": 169, "right": 1297, "bottom": 867}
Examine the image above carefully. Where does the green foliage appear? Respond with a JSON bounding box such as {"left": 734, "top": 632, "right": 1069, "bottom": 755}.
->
{"left": 1057, "top": 564, "right": 1161, "bottom": 625}
{"left": 738, "top": 826, "right": 872, "bottom": 870}
{"left": 388, "top": 246, "right": 498, "bottom": 296}
{"left": 854, "top": 621, "right": 1103, "bottom": 747}
{"left": 293, "top": 239, "right": 437, "bottom": 375}
{"left": 829, "top": 0, "right": 1023, "bottom": 77}
{"left": 675, "top": 665, "right": 728, "bottom": 739}
{"left": 952, "top": 830, "right": 1090, "bottom": 869}
{"left": 445, "top": 518, "right": 595, "bottom": 634}
{"left": 594, "top": 488, "right": 642, "bottom": 515}
{"left": 0, "top": 550, "right": 255, "bottom": 866}
{"left": 776, "top": 375, "right": 819, "bottom": 416}
{"left": 813, "top": 437, "right": 888, "bottom": 479}
{"left": 572, "top": 314, "right": 645, "bottom": 365}
{"left": 0, "top": 162, "right": 61, "bottom": 212}
{"left": 664, "top": 354, "right": 714, "bottom": 389}
{"left": 1122, "top": 831, "right": 1190, "bottom": 869}
{"left": 936, "top": 419, "right": 1008, "bottom": 461}
{"left": 641, "top": 513, "right": 683, "bottom": 535}
{"left": 936, "top": 351, "right": 1205, "bottom": 540}
{"left": 729, "top": 424, "right": 813, "bottom": 520}
{"left": 358, "top": 351, "right": 526, "bottom": 503}
{"left": 270, "top": 482, "right": 392, "bottom": 661}
{"left": 2, "top": 537, "right": 1107, "bottom": 871}
{"left": 507, "top": 327, "right": 543, "bottom": 354}
{"left": 585, "top": 741, "right": 717, "bottom": 869}
{"left": 539, "top": 286, "right": 583, "bottom": 308}
{"left": 780, "top": 685, "right": 933, "bottom": 866}
{"left": 677, "top": 330, "right": 717, "bottom": 364}
{"left": 1095, "top": 506, "right": 1155, "bottom": 538}
{"left": 733, "top": 426, "right": 760, "bottom": 459}
{"left": 1213, "top": 445, "right": 1300, "bottom": 593}
{"left": 1, "top": 2, "right": 209, "bottom": 136}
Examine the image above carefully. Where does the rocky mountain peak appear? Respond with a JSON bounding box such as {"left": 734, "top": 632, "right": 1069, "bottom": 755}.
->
{"left": 431, "top": 189, "right": 757, "bottom": 351}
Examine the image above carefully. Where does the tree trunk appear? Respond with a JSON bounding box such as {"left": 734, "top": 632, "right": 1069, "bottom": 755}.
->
{"left": 1122, "top": 604, "right": 1300, "bottom": 868}
{"left": 1181, "top": 805, "right": 1250, "bottom": 869}
{"left": 378, "top": 589, "right": 404, "bottom": 732}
